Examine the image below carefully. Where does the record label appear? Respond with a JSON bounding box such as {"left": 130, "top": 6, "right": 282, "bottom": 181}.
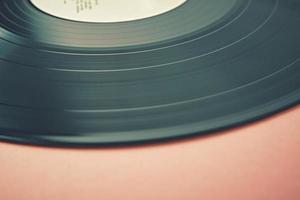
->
{"left": 30, "top": 0, "right": 188, "bottom": 23}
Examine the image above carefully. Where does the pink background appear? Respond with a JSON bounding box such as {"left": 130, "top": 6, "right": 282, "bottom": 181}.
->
{"left": 1, "top": 105, "right": 300, "bottom": 200}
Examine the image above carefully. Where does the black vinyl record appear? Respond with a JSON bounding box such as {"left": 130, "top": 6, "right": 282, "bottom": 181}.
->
{"left": 0, "top": 0, "right": 299, "bottom": 146}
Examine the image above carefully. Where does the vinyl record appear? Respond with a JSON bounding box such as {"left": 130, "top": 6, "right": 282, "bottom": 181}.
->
{"left": 0, "top": 0, "right": 299, "bottom": 146}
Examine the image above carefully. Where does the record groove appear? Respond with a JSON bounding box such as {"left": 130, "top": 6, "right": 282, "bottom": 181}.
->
{"left": 0, "top": 0, "right": 299, "bottom": 146}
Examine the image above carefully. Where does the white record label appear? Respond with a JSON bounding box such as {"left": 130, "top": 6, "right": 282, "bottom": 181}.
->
{"left": 30, "top": 0, "right": 187, "bottom": 23}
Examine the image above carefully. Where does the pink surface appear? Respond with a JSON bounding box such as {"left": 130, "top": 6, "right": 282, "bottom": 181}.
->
{"left": 0, "top": 106, "right": 300, "bottom": 200}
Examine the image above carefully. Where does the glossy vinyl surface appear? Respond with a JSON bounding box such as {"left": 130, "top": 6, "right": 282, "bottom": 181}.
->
{"left": 0, "top": 0, "right": 299, "bottom": 146}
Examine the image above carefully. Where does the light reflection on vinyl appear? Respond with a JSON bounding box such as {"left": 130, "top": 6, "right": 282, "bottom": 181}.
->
{"left": 0, "top": 0, "right": 299, "bottom": 146}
